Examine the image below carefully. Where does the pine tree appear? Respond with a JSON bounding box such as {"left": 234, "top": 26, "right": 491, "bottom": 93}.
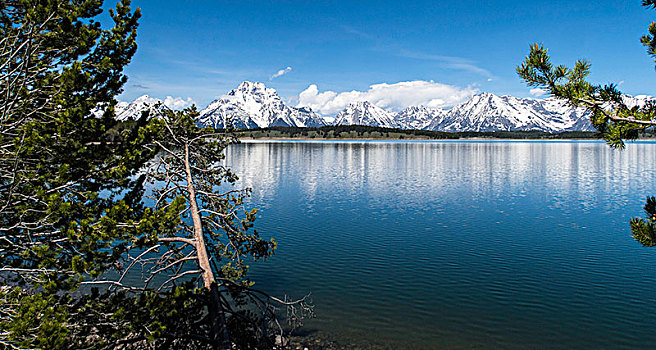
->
{"left": 0, "top": 2, "right": 312, "bottom": 348}
{"left": 137, "top": 107, "right": 313, "bottom": 349}
{"left": 516, "top": 0, "right": 656, "bottom": 247}
{"left": 0, "top": 0, "right": 155, "bottom": 347}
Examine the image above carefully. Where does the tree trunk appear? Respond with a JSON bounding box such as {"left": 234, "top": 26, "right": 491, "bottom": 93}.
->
{"left": 184, "top": 143, "right": 231, "bottom": 350}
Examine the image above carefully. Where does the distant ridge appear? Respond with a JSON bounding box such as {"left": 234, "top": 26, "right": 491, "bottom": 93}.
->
{"left": 429, "top": 92, "right": 593, "bottom": 133}
{"left": 114, "top": 81, "right": 655, "bottom": 133}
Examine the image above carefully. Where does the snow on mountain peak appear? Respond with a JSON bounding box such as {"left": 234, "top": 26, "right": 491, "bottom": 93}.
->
{"left": 197, "top": 82, "right": 325, "bottom": 129}
{"left": 334, "top": 101, "right": 398, "bottom": 128}
{"left": 133, "top": 94, "right": 159, "bottom": 104}
{"left": 426, "top": 92, "right": 592, "bottom": 132}
{"left": 92, "top": 95, "right": 170, "bottom": 121}
{"left": 396, "top": 105, "right": 445, "bottom": 130}
{"left": 111, "top": 82, "right": 654, "bottom": 133}
{"left": 622, "top": 94, "right": 656, "bottom": 109}
{"left": 235, "top": 81, "right": 267, "bottom": 92}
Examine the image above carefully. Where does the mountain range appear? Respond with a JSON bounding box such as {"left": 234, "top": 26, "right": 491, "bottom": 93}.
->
{"left": 112, "top": 81, "right": 654, "bottom": 133}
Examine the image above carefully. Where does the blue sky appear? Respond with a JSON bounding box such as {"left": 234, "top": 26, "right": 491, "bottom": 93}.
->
{"left": 114, "top": 0, "right": 656, "bottom": 113}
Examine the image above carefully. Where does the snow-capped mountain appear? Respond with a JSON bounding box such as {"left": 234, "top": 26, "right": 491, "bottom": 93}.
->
{"left": 395, "top": 105, "right": 446, "bottom": 130}
{"left": 197, "top": 81, "right": 325, "bottom": 129}
{"left": 425, "top": 92, "right": 593, "bottom": 132}
{"left": 194, "top": 87, "right": 597, "bottom": 132}
{"left": 622, "top": 94, "right": 656, "bottom": 109}
{"left": 111, "top": 82, "right": 653, "bottom": 133}
{"left": 333, "top": 101, "right": 399, "bottom": 129}
{"left": 91, "top": 95, "right": 169, "bottom": 120}
{"left": 114, "top": 95, "right": 169, "bottom": 121}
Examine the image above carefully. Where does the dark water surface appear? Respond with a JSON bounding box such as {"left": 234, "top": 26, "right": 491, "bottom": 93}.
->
{"left": 224, "top": 140, "right": 656, "bottom": 349}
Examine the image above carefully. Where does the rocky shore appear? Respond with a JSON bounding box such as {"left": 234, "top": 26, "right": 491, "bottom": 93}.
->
{"left": 285, "top": 331, "right": 395, "bottom": 350}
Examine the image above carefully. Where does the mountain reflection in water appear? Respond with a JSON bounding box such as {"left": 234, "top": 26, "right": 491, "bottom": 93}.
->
{"left": 223, "top": 140, "right": 656, "bottom": 349}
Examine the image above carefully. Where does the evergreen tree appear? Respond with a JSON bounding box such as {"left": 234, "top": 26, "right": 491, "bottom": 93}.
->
{"left": 57, "top": 108, "right": 314, "bottom": 349}
{"left": 0, "top": 0, "right": 159, "bottom": 348}
{"left": 517, "top": 0, "right": 656, "bottom": 247}
{"left": 0, "top": 2, "right": 311, "bottom": 348}
{"left": 132, "top": 108, "right": 311, "bottom": 348}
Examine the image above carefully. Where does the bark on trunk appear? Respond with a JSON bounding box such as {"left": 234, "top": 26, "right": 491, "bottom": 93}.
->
{"left": 184, "top": 143, "right": 231, "bottom": 350}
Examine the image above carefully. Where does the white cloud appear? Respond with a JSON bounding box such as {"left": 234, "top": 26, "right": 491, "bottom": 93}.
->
{"left": 270, "top": 66, "right": 292, "bottom": 80}
{"left": 297, "top": 80, "right": 479, "bottom": 115}
{"left": 529, "top": 88, "right": 546, "bottom": 97}
{"left": 164, "top": 96, "right": 195, "bottom": 109}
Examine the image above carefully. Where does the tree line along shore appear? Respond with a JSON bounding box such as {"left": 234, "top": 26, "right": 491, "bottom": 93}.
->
{"left": 235, "top": 125, "right": 656, "bottom": 140}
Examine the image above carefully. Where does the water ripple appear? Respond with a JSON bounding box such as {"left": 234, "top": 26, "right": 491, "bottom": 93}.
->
{"left": 229, "top": 141, "right": 656, "bottom": 349}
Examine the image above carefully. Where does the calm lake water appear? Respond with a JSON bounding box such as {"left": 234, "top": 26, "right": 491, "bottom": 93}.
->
{"left": 224, "top": 140, "right": 656, "bottom": 349}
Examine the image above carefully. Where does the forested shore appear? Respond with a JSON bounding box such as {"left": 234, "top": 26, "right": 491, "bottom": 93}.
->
{"left": 237, "top": 125, "right": 611, "bottom": 140}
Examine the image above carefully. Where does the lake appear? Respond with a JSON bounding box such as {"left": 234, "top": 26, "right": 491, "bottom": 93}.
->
{"left": 224, "top": 140, "right": 656, "bottom": 349}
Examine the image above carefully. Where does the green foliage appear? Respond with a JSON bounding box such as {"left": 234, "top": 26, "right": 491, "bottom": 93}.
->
{"left": 143, "top": 108, "right": 314, "bottom": 347}
{"left": 1, "top": 288, "right": 69, "bottom": 349}
{"left": 455, "top": 130, "right": 601, "bottom": 139}
{"left": 641, "top": 1, "right": 656, "bottom": 64}
{"left": 0, "top": 0, "right": 172, "bottom": 348}
{"left": 240, "top": 125, "right": 607, "bottom": 140}
{"left": 1, "top": 0, "right": 147, "bottom": 279}
{"left": 517, "top": 2, "right": 656, "bottom": 248}
{"left": 0, "top": 2, "right": 308, "bottom": 348}
{"left": 64, "top": 285, "right": 216, "bottom": 349}
{"left": 148, "top": 108, "right": 277, "bottom": 286}
{"left": 517, "top": 43, "right": 656, "bottom": 149}
{"left": 241, "top": 125, "right": 459, "bottom": 139}
{"left": 630, "top": 197, "right": 656, "bottom": 247}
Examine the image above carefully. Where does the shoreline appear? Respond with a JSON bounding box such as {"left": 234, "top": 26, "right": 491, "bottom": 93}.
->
{"left": 238, "top": 137, "right": 618, "bottom": 141}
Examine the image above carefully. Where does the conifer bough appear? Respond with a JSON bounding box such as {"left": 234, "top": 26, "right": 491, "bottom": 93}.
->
{"left": 517, "top": 0, "right": 656, "bottom": 248}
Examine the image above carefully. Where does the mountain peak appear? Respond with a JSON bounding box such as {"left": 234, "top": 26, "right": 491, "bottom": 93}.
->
{"left": 429, "top": 91, "right": 592, "bottom": 132}
{"left": 112, "top": 85, "right": 619, "bottom": 133}
{"left": 335, "top": 101, "right": 397, "bottom": 128}
{"left": 474, "top": 91, "right": 498, "bottom": 99}
{"left": 197, "top": 81, "right": 326, "bottom": 129}
{"left": 400, "top": 105, "right": 427, "bottom": 113}
{"left": 111, "top": 95, "right": 168, "bottom": 121}
{"left": 133, "top": 94, "right": 161, "bottom": 105}
{"left": 345, "top": 101, "right": 380, "bottom": 112}
{"left": 353, "top": 100, "right": 374, "bottom": 107}
{"left": 236, "top": 81, "right": 267, "bottom": 91}
{"left": 227, "top": 81, "right": 280, "bottom": 102}
{"left": 396, "top": 105, "right": 444, "bottom": 130}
